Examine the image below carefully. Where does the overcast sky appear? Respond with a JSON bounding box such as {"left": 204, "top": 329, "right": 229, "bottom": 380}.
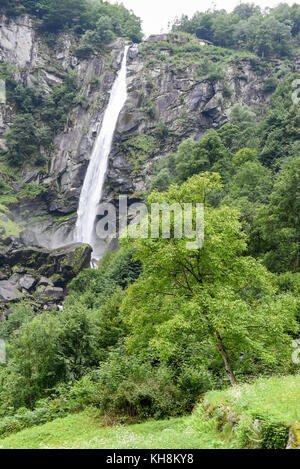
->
{"left": 108, "top": 0, "right": 296, "bottom": 37}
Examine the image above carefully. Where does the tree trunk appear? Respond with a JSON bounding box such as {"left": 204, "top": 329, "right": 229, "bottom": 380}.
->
{"left": 216, "top": 332, "right": 237, "bottom": 386}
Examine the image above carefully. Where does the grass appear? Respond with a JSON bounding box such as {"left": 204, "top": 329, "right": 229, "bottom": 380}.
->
{"left": 0, "top": 411, "right": 235, "bottom": 450}
{"left": 0, "top": 375, "right": 298, "bottom": 449}
{"left": 205, "top": 375, "right": 300, "bottom": 424}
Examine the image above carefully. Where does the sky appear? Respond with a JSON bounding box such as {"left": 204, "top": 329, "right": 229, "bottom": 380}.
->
{"left": 108, "top": 0, "right": 296, "bottom": 37}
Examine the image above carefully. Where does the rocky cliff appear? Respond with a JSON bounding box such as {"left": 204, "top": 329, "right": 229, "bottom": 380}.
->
{"left": 1, "top": 15, "right": 295, "bottom": 245}
{"left": 0, "top": 14, "right": 297, "bottom": 308}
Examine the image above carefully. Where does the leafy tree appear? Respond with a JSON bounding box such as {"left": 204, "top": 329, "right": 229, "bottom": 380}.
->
{"left": 217, "top": 124, "right": 241, "bottom": 152}
{"left": 226, "top": 161, "right": 272, "bottom": 204}
{"left": 5, "top": 114, "right": 41, "bottom": 165}
{"left": 232, "top": 148, "right": 258, "bottom": 167}
{"left": 175, "top": 131, "right": 228, "bottom": 184}
{"left": 1, "top": 0, "right": 142, "bottom": 42}
{"left": 254, "top": 16, "right": 292, "bottom": 58}
{"left": 39, "top": 0, "right": 89, "bottom": 33}
{"left": 172, "top": 12, "right": 214, "bottom": 42}
{"left": 230, "top": 104, "right": 256, "bottom": 131}
{"left": 259, "top": 75, "right": 300, "bottom": 166}
{"left": 259, "top": 156, "right": 300, "bottom": 273}
{"left": 148, "top": 167, "right": 172, "bottom": 193}
{"left": 233, "top": 3, "right": 261, "bottom": 20}
{"left": 212, "top": 12, "right": 234, "bottom": 47}
{"left": 172, "top": 4, "right": 295, "bottom": 58}
{"left": 232, "top": 15, "right": 261, "bottom": 50}
{"left": 122, "top": 174, "right": 298, "bottom": 386}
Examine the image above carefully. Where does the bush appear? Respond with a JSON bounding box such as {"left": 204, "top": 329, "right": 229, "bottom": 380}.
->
{"left": 263, "top": 77, "right": 278, "bottom": 93}
{"left": 88, "top": 354, "right": 184, "bottom": 421}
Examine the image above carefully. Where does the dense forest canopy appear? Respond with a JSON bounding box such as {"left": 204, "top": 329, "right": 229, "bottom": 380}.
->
{"left": 0, "top": 0, "right": 143, "bottom": 42}
{"left": 172, "top": 3, "right": 300, "bottom": 58}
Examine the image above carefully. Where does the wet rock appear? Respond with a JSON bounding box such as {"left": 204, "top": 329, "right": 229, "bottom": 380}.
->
{"left": 48, "top": 243, "right": 92, "bottom": 285}
{"left": 19, "top": 230, "right": 39, "bottom": 247}
{"left": 129, "top": 45, "right": 139, "bottom": 60}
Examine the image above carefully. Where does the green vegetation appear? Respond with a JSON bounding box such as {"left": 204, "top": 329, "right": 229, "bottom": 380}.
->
{"left": 140, "top": 36, "right": 262, "bottom": 80}
{"left": 2, "top": 68, "right": 79, "bottom": 166}
{"left": 0, "top": 411, "right": 229, "bottom": 450}
{"left": 172, "top": 3, "right": 300, "bottom": 59}
{"left": 1, "top": 0, "right": 142, "bottom": 51}
{"left": 201, "top": 375, "right": 300, "bottom": 449}
{"left": 0, "top": 375, "right": 298, "bottom": 449}
{"left": 149, "top": 74, "right": 300, "bottom": 274}
{"left": 206, "top": 375, "right": 300, "bottom": 426}
{"left": 0, "top": 2, "right": 299, "bottom": 451}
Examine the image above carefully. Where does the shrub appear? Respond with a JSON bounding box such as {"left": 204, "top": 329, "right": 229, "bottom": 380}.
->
{"left": 89, "top": 354, "right": 184, "bottom": 421}
{"left": 263, "top": 77, "right": 278, "bottom": 93}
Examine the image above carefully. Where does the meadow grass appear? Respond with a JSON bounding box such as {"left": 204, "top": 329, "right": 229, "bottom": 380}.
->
{"left": 0, "top": 411, "right": 235, "bottom": 449}
{"left": 0, "top": 375, "right": 298, "bottom": 449}
{"left": 205, "top": 375, "right": 300, "bottom": 424}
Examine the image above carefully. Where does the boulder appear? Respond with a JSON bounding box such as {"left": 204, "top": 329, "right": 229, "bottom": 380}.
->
{"left": 129, "top": 45, "right": 139, "bottom": 60}
{"left": 8, "top": 274, "right": 21, "bottom": 285}
{"left": 47, "top": 243, "right": 92, "bottom": 286}
{"left": 44, "top": 287, "right": 64, "bottom": 299}
{"left": 18, "top": 274, "right": 37, "bottom": 290}
{"left": 0, "top": 243, "right": 91, "bottom": 288}
{"left": 287, "top": 422, "right": 300, "bottom": 449}
{"left": 38, "top": 276, "right": 54, "bottom": 287}
{"left": 0, "top": 280, "right": 22, "bottom": 302}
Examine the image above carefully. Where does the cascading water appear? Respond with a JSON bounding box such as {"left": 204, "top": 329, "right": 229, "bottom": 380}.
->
{"left": 75, "top": 46, "right": 129, "bottom": 264}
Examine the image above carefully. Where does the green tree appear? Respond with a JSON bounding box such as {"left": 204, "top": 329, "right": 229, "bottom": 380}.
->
{"left": 175, "top": 131, "right": 228, "bottom": 184}
{"left": 254, "top": 16, "right": 292, "bottom": 58}
{"left": 5, "top": 114, "right": 40, "bottom": 165}
{"left": 212, "top": 12, "right": 234, "bottom": 47}
{"left": 122, "top": 174, "right": 298, "bottom": 386}
{"left": 259, "top": 156, "right": 300, "bottom": 273}
{"left": 230, "top": 104, "right": 256, "bottom": 131}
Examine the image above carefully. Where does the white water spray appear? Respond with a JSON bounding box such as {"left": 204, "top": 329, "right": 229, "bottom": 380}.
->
{"left": 76, "top": 46, "right": 129, "bottom": 262}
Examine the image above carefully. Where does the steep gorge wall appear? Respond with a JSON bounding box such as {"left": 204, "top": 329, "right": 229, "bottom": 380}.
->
{"left": 0, "top": 16, "right": 295, "bottom": 249}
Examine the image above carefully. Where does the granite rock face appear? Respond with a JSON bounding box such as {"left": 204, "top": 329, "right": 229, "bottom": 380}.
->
{"left": 0, "top": 19, "right": 296, "bottom": 270}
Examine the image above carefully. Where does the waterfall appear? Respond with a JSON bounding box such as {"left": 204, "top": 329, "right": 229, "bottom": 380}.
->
{"left": 75, "top": 46, "right": 129, "bottom": 263}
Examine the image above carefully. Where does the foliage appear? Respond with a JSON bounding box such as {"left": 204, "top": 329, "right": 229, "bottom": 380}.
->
{"left": 172, "top": 3, "right": 299, "bottom": 58}
{"left": 258, "top": 156, "right": 300, "bottom": 273}
{"left": 0, "top": 410, "right": 234, "bottom": 449}
{"left": 1, "top": 0, "right": 142, "bottom": 44}
{"left": 0, "top": 375, "right": 298, "bottom": 449}
{"left": 203, "top": 375, "right": 300, "bottom": 449}
{"left": 122, "top": 174, "right": 299, "bottom": 387}
{"left": 3, "top": 69, "right": 78, "bottom": 165}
